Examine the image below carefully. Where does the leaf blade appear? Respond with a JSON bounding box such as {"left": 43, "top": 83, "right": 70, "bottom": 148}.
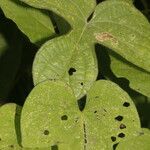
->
{"left": 21, "top": 80, "right": 83, "bottom": 149}
{"left": 84, "top": 80, "right": 141, "bottom": 149}
{"left": 0, "top": 0, "right": 55, "bottom": 44}
{"left": 89, "top": 0, "right": 150, "bottom": 72}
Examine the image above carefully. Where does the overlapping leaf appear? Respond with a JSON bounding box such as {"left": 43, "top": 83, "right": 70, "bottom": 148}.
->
{"left": 20, "top": 0, "right": 150, "bottom": 99}
{"left": 0, "top": 0, "right": 55, "bottom": 44}
{"left": 21, "top": 80, "right": 140, "bottom": 149}
{"left": 88, "top": 0, "right": 150, "bottom": 72}
{"left": 21, "top": 80, "right": 83, "bottom": 149}
{"left": 84, "top": 80, "right": 141, "bottom": 149}
{"left": 0, "top": 103, "right": 21, "bottom": 149}
{"left": 117, "top": 128, "right": 150, "bottom": 150}
{"left": 109, "top": 52, "right": 150, "bottom": 97}
{"left": 32, "top": 34, "right": 98, "bottom": 99}
{"left": 25, "top": 0, "right": 97, "bottom": 99}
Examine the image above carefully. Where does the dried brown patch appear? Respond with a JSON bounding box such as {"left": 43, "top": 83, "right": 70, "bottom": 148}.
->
{"left": 94, "top": 32, "right": 118, "bottom": 45}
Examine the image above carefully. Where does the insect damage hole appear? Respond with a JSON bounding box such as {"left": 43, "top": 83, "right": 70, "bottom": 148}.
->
{"left": 113, "top": 143, "right": 119, "bottom": 150}
{"left": 118, "top": 133, "right": 125, "bottom": 138}
{"left": 68, "top": 67, "right": 76, "bottom": 76}
{"left": 87, "top": 12, "right": 94, "bottom": 22}
{"left": 123, "top": 102, "right": 130, "bottom": 107}
{"left": 111, "top": 136, "right": 116, "bottom": 142}
{"left": 51, "top": 145, "right": 58, "bottom": 150}
{"left": 81, "top": 82, "right": 84, "bottom": 86}
{"left": 43, "top": 130, "right": 49, "bottom": 135}
{"left": 115, "top": 115, "right": 123, "bottom": 121}
{"left": 61, "top": 115, "right": 68, "bottom": 121}
{"left": 9, "top": 145, "right": 14, "bottom": 148}
{"left": 94, "top": 110, "right": 97, "bottom": 113}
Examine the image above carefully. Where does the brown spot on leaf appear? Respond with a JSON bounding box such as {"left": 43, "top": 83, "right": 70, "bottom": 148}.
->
{"left": 94, "top": 32, "right": 118, "bottom": 45}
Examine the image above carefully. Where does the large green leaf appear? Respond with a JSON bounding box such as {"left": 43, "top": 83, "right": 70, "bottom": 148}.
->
{"left": 0, "top": 0, "right": 55, "bottom": 44}
{"left": 88, "top": 0, "right": 150, "bottom": 72}
{"left": 32, "top": 34, "right": 98, "bottom": 99}
{"left": 109, "top": 52, "right": 150, "bottom": 97}
{"left": 117, "top": 128, "right": 150, "bottom": 150}
{"left": 21, "top": 80, "right": 83, "bottom": 149}
{"left": 21, "top": 0, "right": 150, "bottom": 99}
{"left": 0, "top": 103, "right": 21, "bottom": 149}
{"left": 83, "top": 80, "right": 140, "bottom": 149}
{"left": 21, "top": 80, "right": 140, "bottom": 149}
{"left": 28, "top": 0, "right": 97, "bottom": 99}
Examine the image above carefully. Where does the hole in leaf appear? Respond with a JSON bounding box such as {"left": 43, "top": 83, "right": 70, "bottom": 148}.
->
{"left": 120, "top": 124, "right": 126, "bottom": 129}
{"left": 9, "top": 145, "right": 14, "bottom": 148}
{"left": 123, "top": 102, "right": 130, "bottom": 107}
{"left": 96, "top": 0, "right": 104, "bottom": 4}
{"left": 94, "top": 110, "right": 97, "bottom": 113}
{"left": 68, "top": 67, "right": 76, "bottom": 76}
{"left": 51, "top": 145, "right": 58, "bottom": 150}
{"left": 111, "top": 136, "right": 116, "bottom": 142}
{"left": 44, "top": 130, "right": 49, "bottom": 135}
{"left": 87, "top": 12, "right": 94, "bottom": 22}
{"left": 61, "top": 115, "right": 68, "bottom": 121}
{"left": 118, "top": 133, "right": 125, "bottom": 138}
{"left": 81, "top": 82, "right": 84, "bottom": 86}
{"left": 78, "top": 95, "right": 86, "bottom": 111}
{"left": 113, "top": 143, "right": 119, "bottom": 150}
{"left": 115, "top": 115, "right": 123, "bottom": 121}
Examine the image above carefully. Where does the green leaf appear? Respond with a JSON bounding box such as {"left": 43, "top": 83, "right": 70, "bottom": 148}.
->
{"left": 0, "top": 0, "right": 55, "bottom": 44}
{"left": 106, "top": 0, "right": 134, "bottom": 5}
{"left": 89, "top": 0, "right": 150, "bottom": 72}
{"left": 20, "top": 0, "right": 98, "bottom": 99}
{"left": 0, "top": 103, "right": 21, "bottom": 149}
{"left": 21, "top": 80, "right": 140, "bottom": 149}
{"left": 20, "top": 0, "right": 96, "bottom": 32}
{"left": 21, "top": 0, "right": 150, "bottom": 98}
{"left": 117, "top": 128, "right": 150, "bottom": 150}
{"left": 21, "top": 80, "right": 83, "bottom": 149}
{"left": 109, "top": 52, "right": 150, "bottom": 97}
{"left": 32, "top": 34, "right": 98, "bottom": 99}
{"left": 83, "top": 80, "right": 141, "bottom": 149}
{"left": 1, "top": 145, "right": 51, "bottom": 150}
{"left": 21, "top": 0, "right": 150, "bottom": 72}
